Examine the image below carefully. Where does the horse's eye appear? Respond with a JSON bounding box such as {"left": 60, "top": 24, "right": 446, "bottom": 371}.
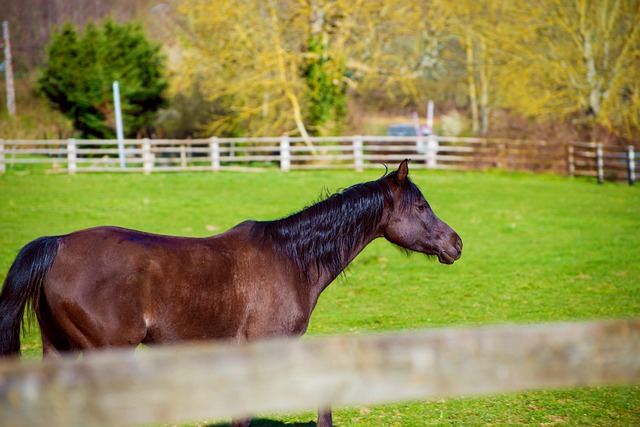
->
{"left": 417, "top": 204, "right": 427, "bottom": 212}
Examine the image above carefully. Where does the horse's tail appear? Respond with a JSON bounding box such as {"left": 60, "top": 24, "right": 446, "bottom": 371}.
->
{"left": 0, "top": 236, "right": 60, "bottom": 357}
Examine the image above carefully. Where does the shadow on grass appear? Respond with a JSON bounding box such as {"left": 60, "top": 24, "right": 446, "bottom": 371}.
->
{"left": 208, "top": 419, "right": 317, "bottom": 427}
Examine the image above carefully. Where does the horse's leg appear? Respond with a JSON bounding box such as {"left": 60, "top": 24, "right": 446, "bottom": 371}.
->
{"left": 41, "top": 331, "right": 64, "bottom": 359}
{"left": 38, "top": 298, "right": 74, "bottom": 359}
{"left": 231, "top": 418, "right": 251, "bottom": 427}
{"left": 318, "top": 406, "right": 333, "bottom": 427}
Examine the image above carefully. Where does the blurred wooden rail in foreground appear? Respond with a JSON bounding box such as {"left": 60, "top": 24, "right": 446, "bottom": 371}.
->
{"left": 0, "top": 320, "right": 638, "bottom": 427}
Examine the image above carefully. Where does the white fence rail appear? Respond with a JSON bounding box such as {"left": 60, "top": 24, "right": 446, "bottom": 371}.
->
{"left": 0, "top": 320, "right": 638, "bottom": 427}
{"left": 0, "top": 137, "right": 637, "bottom": 184}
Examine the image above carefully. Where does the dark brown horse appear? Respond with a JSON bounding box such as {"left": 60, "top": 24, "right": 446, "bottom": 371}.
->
{"left": 0, "top": 159, "right": 461, "bottom": 427}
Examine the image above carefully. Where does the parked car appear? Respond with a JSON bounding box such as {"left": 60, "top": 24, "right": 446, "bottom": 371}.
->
{"left": 387, "top": 124, "right": 436, "bottom": 155}
{"left": 387, "top": 124, "right": 436, "bottom": 137}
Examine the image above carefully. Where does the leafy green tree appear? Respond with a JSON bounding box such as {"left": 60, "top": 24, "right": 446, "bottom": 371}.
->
{"left": 38, "top": 20, "right": 168, "bottom": 139}
{"left": 303, "top": 34, "right": 347, "bottom": 136}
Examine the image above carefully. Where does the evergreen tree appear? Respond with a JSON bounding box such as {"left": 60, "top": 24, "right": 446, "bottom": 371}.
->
{"left": 39, "top": 20, "right": 168, "bottom": 139}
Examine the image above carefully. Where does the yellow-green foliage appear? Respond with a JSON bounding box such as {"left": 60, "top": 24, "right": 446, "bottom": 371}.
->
{"left": 171, "top": 0, "right": 640, "bottom": 140}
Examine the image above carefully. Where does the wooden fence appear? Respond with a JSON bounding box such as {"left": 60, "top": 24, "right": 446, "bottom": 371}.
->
{"left": 0, "top": 137, "right": 637, "bottom": 184}
{"left": 0, "top": 320, "right": 638, "bottom": 427}
{"left": 569, "top": 142, "right": 637, "bottom": 184}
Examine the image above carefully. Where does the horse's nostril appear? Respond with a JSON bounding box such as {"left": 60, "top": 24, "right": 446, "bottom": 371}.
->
{"left": 451, "top": 234, "right": 462, "bottom": 250}
{"left": 451, "top": 235, "right": 463, "bottom": 259}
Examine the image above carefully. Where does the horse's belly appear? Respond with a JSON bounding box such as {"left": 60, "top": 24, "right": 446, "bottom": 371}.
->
{"left": 144, "top": 277, "right": 310, "bottom": 344}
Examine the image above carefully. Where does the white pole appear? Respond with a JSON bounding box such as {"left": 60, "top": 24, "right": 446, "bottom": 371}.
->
{"left": 2, "top": 21, "right": 16, "bottom": 116}
{"left": 412, "top": 112, "right": 425, "bottom": 155}
{"left": 426, "top": 100, "right": 437, "bottom": 168}
{"left": 113, "top": 81, "right": 126, "bottom": 168}
{"left": 426, "top": 100, "right": 434, "bottom": 131}
{"left": 411, "top": 111, "right": 421, "bottom": 136}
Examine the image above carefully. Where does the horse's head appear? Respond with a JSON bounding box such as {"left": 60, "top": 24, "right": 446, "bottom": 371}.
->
{"left": 382, "top": 159, "right": 462, "bottom": 264}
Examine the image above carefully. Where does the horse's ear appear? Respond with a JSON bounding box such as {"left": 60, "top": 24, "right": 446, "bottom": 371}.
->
{"left": 395, "top": 158, "right": 410, "bottom": 185}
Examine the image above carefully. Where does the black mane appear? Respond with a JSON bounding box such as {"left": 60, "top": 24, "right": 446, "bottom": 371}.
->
{"left": 248, "top": 170, "right": 425, "bottom": 283}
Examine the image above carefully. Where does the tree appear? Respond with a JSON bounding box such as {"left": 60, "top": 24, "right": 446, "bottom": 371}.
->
{"left": 488, "top": 0, "right": 640, "bottom": 140}
{"left": 427, "top": 0, "right": 640, "bottom": 141}
{"left": 433, "top": 0, "right": 512, "bottom": 135}
{"left": 303, "top": 1, "right": 348, "bottom": 135}
{"left": 38, "top": 20, "right": 168, "bottom": 139}
{"left": 171, "top": 0, "right": 444, "bottom": 138}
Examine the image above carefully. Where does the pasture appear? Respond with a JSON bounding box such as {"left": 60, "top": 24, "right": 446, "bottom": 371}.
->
{"left": 0, "top": 166, "right": 638, "bottom": 426}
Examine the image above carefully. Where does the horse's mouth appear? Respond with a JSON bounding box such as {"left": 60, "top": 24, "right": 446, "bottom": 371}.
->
{"left": 437, "top": 248, "right": 461, "bottom": 264}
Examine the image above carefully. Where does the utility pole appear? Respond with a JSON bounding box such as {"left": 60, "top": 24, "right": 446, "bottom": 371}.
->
{"left": 1, "top": 21, "right": 16, "bottom": 116}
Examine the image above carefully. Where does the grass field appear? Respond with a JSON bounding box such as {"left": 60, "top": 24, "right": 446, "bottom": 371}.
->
{"left": 1, "top": 165, "right": 639, "bottom": 426}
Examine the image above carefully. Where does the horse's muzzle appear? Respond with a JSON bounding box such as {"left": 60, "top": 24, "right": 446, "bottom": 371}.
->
{"left": 437, "top": 233, "right": 462, "bottom": 265}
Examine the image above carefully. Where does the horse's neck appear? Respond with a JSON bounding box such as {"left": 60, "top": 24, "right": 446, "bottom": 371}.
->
{"left": 256, "top": 182, "right": 389, "bottom": 310}
{"left": 303, "top": 201, "right": 390, "bottom": 310}
{"left": 308, "top": 230, "right": 380, "bottom": 306}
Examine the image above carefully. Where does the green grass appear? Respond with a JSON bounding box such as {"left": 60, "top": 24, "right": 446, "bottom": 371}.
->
{"left": 1, "top": 166, "right": 639, "bottom": 426}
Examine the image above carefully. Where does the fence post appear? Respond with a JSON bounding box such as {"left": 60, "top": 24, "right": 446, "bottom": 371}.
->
{"left": 567, "top": 145, "right": 575, "bottom": 177}
{"left": 280, "top": 136, "right": 291, "bottom": 172}
{"left": 0, "top": 140, "right": 5, "bottom": 174}
{"left": 210, "top": 137, "right": 220, "bottom": 171}
{"left": 142, "top": 139, "right": 152, "bottom": 175}
{"left": 353, "top": 136, "right": 364, "bottom": 172}
{"left": 628, "top": 146, "right": 636, "bottom": 186}
{"left": 596, "top": 143, "right": 604, "bottom": 184}
{"left": 180, "top": 145, "right": 187, "bottom": 169}
{"left": 426, "top": 136, "right": 438, "bottom": 168}
{"left": 67, "top": 139, "right": 76, "bottom": 175}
